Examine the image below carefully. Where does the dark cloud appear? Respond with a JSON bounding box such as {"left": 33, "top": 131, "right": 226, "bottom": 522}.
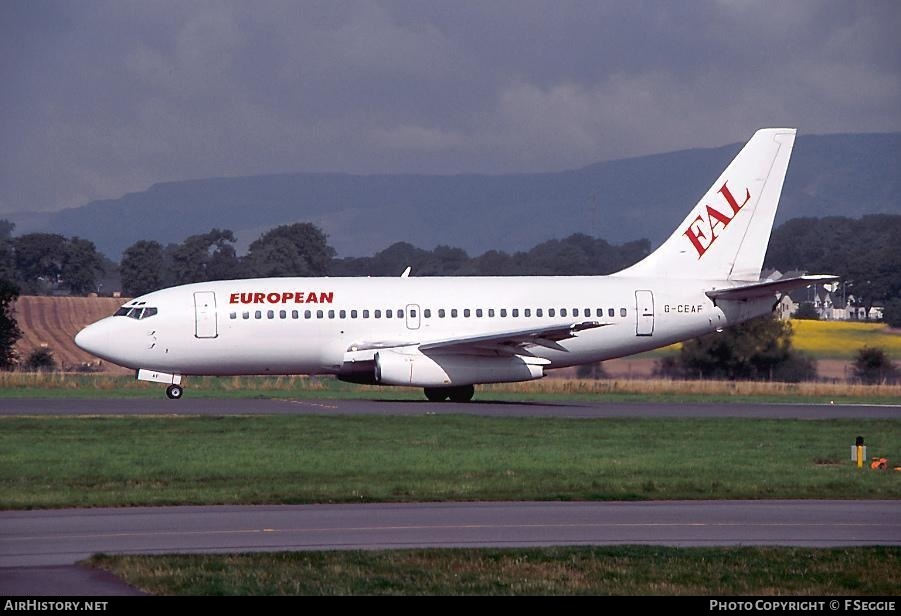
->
{"left": 1, "top": 0, "right": 899, "bottom": 214}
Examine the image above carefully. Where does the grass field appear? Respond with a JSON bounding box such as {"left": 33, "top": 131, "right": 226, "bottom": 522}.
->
{"left": 2, "top": 372, "right": 900, "bottom": 404}
{"left": 87, "top": 546, "right": 901, "bottom": 595}
{"left": 2, "top": 415, "right": 898, "bottom": 509}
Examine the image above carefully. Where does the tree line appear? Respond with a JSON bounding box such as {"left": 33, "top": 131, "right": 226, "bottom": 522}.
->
{"left": 1, "top": 215, "right": 898, "bottom": 380}
{"left": 2, "top": 215, "right": 898, "bottom": 303}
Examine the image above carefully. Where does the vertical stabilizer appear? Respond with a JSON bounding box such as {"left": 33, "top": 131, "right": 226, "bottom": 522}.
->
{"left": 614, "top": 128, "right": 796, "bottom": 281}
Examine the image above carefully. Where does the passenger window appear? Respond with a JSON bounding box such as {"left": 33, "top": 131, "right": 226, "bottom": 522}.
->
{"left": 572, "top": 308, "right": 579, "bottom": 317}
{"left": 242, "top": 312, "right": 249, "bottom": 319}
{"left": 316, "top": 310, "right": 324, "bottom": 318}
{"left": 424, "top": 309, "right": 431, "bottom": 318}
{"left": 548, "top": 308, "right": 555, "bottom": 317}
{"left": 464, "top": 309, "right": 471, "bottom": 318}
{"left": 351, "top": 310, "right": 358, "bottom": 318}
{"left": 305, "top": 310, "right": 312, "bottom": 319}
{"left": 512, "top": 309, "right": 519, "bottom": 317}
{"left": 500, "top": 309, "right": 507, "bottom": 317}
{"left": 292, "top": 310, "right": 299, "bottom": 319}
{"left": 476, "top": 309, "right": 483, "bottom": 317}
{"left": 375, "top": 310, "right": 382, "bottom": 318}
{"left": 620, "top": 308, "right": 627, "bottom": 317}
{"left": 266, "top": 310, "right": 274, "bottom": 319}
{"left": 398, "top": 309, "right": 404, "bottom": 318}
{"left": 386, "top": 309, "right": 393, "bottom": 318}
{"left": 279, "top": 310, "right": 287, "bottom": 319}
{"left": 255, "top": 311, "right": 262, "bottom": 319}
{"left": 340, "top": 310, "right": 346, "bottom": 319}
{"left": 410, "top": 309, "right": 417, "bottom": 318}
{"left": 488, "top": 309, "right": 495, "bottom": 317}
{"left": 560, "top": 308, "right": 567, "bottom": 317}
{"left": 328, "top": 310, "right": 335, "bottom": 319}
{"left": 451, "top": 309, "right": 458, "bottom": 318}
{"left": 596, "top": 308, "right": 603, "bottom": 317}
{"left": 363, "top": 310, "right": 369, "bottom": 318}
{"left": 584, "top": 308, "right": 590, "bottom": 316}
{"left": 536, "top": 308, "right": 543, "bottom": 317}
{"left": 438, "top": 309, "right": 446, "bottom": 318}
{"left": 524, "top": 309, "right": 530, "bottom": 317}
{"left": 229, "top": 312, "right": 237, "bottom": 320}
{"left": 608, "top": 308, "right": 615, "bottom": 317}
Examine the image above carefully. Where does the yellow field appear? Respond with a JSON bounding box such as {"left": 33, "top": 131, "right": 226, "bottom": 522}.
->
{"left": 790, "top": 319, "right": 901, "bottom": 359}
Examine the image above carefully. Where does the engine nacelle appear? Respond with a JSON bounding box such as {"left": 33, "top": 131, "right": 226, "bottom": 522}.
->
{"left": 374, "top": 350, "right": 545, "bottom": 387}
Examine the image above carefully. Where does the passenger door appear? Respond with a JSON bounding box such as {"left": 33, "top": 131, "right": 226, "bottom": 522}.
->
{"left": 194, "top": 291, "right": 218, "bottom": 338}
{"left": 635, "top": 290, "right": 654, "bottom": 336}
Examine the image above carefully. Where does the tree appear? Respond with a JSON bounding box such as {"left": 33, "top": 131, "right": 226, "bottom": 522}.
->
{"left": 11, "top": 233, "right": 67, "bottom": 293}
{"left": 0, "top": 279, "right": 22, "bottom": 370}
{"left": 61, "top": 237, "right": 105, "bottom": 294}
{"left": 121, "top": 240, "right": 164, "bottom": 296}
{"left": 793, "top": 302, "right": 819, "bottom": 320}
{"left": 884, "top": 296, "right": 901, "bottom": 328}
{"left": 167, "top": 229, "right": 240, "bottom": 285}
{"left": 244, "top": 223, "right": 335, "bottom": 277}
{"left": 852, "top": 346, "right": 898, "bottom": 385}
{"left": 765, "top": 215, "right": 901, "bottom": 318}
{"left": 657, "top": 316, "right": 816, "bottom": 382}
{"left": 0, "top": 220, "right": 13, "bottom": 282}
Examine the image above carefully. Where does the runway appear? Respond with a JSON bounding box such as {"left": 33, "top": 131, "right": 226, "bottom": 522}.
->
{"left": 2, "top": 500, "right": 899, "bottom": 569}
{"left": 1, "top": 397, "right": 898, "bottom": 418}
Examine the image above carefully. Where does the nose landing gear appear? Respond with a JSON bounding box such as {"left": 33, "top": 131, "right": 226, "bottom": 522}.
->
{"left": 166, "top": 384, "right": 184, "bottom": 400}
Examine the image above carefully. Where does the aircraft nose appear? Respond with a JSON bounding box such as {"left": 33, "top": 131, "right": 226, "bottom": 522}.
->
{"left": 74, "top": 322, "right": 110, "bottom": 357}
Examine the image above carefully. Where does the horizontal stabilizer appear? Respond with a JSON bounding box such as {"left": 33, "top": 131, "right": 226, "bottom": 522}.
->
{"left": 705, "top": 275, "right": 839, "bottom": 301}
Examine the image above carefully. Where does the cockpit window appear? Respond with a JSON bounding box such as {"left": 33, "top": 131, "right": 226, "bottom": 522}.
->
{"left": 113, "top": 305, "right": 159, "bottom": 320}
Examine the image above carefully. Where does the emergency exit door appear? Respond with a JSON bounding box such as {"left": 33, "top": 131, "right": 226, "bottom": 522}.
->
{"left": 635, "top": 290, "right": 654, "bottom": 336}
{"left": 194, "top": 291, "right": 218, "bottom": 338}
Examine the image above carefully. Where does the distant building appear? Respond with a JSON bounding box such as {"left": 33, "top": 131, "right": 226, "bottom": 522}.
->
{"left": 765, "top": 271, "right": 882, "bottom": 322}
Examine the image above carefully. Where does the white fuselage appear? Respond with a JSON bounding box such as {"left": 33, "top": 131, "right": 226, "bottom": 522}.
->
{"left": 75, "top": 275, "right": 772, "bottom": 379}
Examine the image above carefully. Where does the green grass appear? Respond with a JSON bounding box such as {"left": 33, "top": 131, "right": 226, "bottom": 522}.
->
{"left": 1, "top": 373, "right": 899, "bottom": 404}
{"left": 2, "top": 416, "right": 898, "bottom": 509}
{"left": 87, "top": 546, "right": 901, "bottom": 595}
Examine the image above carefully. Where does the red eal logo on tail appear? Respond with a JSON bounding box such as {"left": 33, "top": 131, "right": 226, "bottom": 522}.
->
{"left": 682, "top": 182, "right": 751, "bottom": 258}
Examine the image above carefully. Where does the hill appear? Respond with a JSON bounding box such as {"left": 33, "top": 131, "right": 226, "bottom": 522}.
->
{"left": 9, "top": 132, "right": 900, "bottom": 258}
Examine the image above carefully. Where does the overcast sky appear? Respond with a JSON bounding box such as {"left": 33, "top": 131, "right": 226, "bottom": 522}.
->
{"left": 2, "top": 0, "right": 899, "bottom": 216}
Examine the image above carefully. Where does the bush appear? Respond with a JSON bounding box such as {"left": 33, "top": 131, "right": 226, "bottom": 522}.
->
{"left": 656, "top": 316, "right": 816, "bottom": 382}
{"left": 23, "top": 347, "right": 56, "bottom": 372}
{"left": 852, "top": 346, "right": 898, "bottom": 384}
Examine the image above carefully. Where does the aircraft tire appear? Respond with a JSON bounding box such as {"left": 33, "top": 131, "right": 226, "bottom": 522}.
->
{"left": 166, "top": 384, "right": 184, "bottom": 400}
{"left": 424, "top": 387, "right": 449, "bottom": 402}
{"left": 448, "top": 384, "right": 475, "bottom": 403}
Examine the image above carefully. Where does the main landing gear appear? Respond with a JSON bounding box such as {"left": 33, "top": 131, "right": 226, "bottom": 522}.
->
{"left": 423, "top": 384, "right": 475, "bottom": 403}
{"left": 166, "top": 384, "right": 184, "bottom": 400}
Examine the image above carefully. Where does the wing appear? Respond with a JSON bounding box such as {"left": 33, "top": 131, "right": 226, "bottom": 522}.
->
{"left": 345, "top": 321, "right": 608, "bottom": 359}
{"left": 419, "top": 321, "right": 607, "bottom": 354}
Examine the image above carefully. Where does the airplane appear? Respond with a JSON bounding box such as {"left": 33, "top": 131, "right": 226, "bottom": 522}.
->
{"left": 75, "top": 128, "right": 835, "bottom": 401}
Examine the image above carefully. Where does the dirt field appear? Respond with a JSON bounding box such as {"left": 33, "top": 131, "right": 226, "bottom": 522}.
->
{"left": 13, "top": 296, "right": 131, "bottom": 373}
